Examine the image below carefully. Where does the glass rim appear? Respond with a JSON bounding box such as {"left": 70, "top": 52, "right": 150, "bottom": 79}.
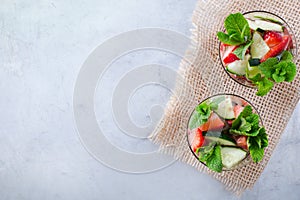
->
{"left": 218, "top": 10, "right": 298, "bottom": 89}
{"left": 186, "top": 93, "right": 263, "bottom": 171}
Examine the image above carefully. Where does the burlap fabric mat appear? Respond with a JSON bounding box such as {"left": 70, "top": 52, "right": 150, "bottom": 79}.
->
{"left": 149, "top": 0, "right": 300, "bottom": 195}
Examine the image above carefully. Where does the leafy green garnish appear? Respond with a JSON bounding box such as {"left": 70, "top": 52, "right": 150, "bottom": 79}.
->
{"left": 198, "top": 142, "right": 223, "bottom": 172}
{"left": 217, "top": 13, "right": 251, "bottom": 45}
{"left": 258, "top": 57, "right": 279, "bottom": 78}
{"left": 189, "top": 102, "right": 212, "bottom": 129}
{"left": 258, "top": 53, "right": 296, "bottom": 82}
{"left": 272, "top": 61, "right": 296, "bottom": 83}
{"left": 247, "top": 127, "right": 268, "bottom": 163}
{"left": 230, "top": 105, "right": 268, "bottom": 163}
{"left": 255, "top": 77, "right": 274, "bottom": 96}
{"left": 189, "top": 98, "right": 224, "bottom": 129}
{"left": 206, "top": 145, "right": 223, "bottom": 172}
{"left": 281, "top": 50, "right": 293, "bottom": 62}
{"left": 198, "top": 142, "right": 215, "bottom": 161}
{"left": 230, "top": 106, "right": 260, "bottom": 136}
{"left": 250, "top": 51, "right": 296, "bottom": 96}
{"left": 233, "top": 40, "right": 253, "bottom": 60}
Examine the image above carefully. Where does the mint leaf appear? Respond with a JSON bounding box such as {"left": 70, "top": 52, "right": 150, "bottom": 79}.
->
{"left": 206, "top": 144, "right": 223, "bottom": 172}
{"left": 272, "top": 69, "right": 286, "bottom": 83}
{"left": 272, "top": 61, "right": 296, "bottom": 82}
{"left": 230, "top": 105, "right": 261, "bottom": 136}
{"left": 259, "top": 127, "right": 268, "bottom": 148}
{"left": 253, "top": 53, "right": 296, "bottom": 96}
{"left": 231, "top": 105, "right": 253, "bottom": 130}
{"left": 197, "top": 143, "right": 223, "bottom": 172}
{"left": 238, "top": 118, "right": 252, "bottom": 132}
{"left": 230, "top": 105, "right": 268, "bottom": 163}
{"left": 225, "top": 13, "right": 251, "bottom": 41}
{"left": 258, "top": 57, "right": 279, "bottom": 78}
{"left": 248, "top": 137, "right": 264, "bottom": 163}
{"left": 189, "top": 112, "right": 205, "bottom": 129}
{"left": 248, "top": 73, "right": 263, "bottom": 82}
{"left": 217, "top": 32, "right": 242, "bottom": 46}
{"left": 217, "top": 13, "right": 251, "bottom": 45}
{"left": 189, "top": 102, "right": 212, "bottom": 129}
{"left": 255, "top": 77, "right": 274, "bottom": 96}
{"left": 247, "top": 127, "right": 268, "bottom": 163}
{"left": 281, "top": 50, "right": 293, "bottom": 62}
{"left": 284, "top": 63, "right": 296, "bottom": 82}
{"left": 233, "top": 40, "right": 253, "bottom": 60}
{"left": 195, "top": 102, "right": 211, "bottom": 117}
{"left": 198, "top": 142, "right": 216, "bottom": 162}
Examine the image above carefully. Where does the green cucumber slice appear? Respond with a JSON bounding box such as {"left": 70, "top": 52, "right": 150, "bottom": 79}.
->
{"left": 253, "top": 16, "right": 283, "bottom": 25}
{"left": 250, "top": 31, "right": 270, "bottom": 59}
{"left": 221, "top": 147, "right": 247, "bottom": 169}
{"left": 247, "top": 19, "right": 258, "bottom": 30}
{"left": 254, "top": 19, "right": 284, "bottom": 32}
{"left": 226, "top": 60, "right": 249, "bottom": 76}
{"left": 247, "top": 66, "right": 262, "bottom": 79}
{"left": 215, "top": 97, "right": 235, "bottom": 119}
{"left": 226, "top": 54, "right": 250, "bottom": 76}
{"left": 205, "top": 136, "right": 236, "bottom": 146}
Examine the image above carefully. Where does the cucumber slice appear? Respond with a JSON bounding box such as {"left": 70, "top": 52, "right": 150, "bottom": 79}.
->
{"left": 215, "top": 97, "right": 235, "bottom": 119}
{"left": 247, "top": 66, "right": 262, "bottom": 79}
{"left": 226, "top": 59, "right": 249, "bottom": 76}
{"left": 205, "top": 136, "right": 236, "bottom": 146}
{"left": 255, "top": 19, "right": 283, "bottom": 32}
{"left": 250, "top": 32, "right": 270, "bottom": 59}
{"left": 221, "top": 147, "right": 247, "bottom": 169}
{"left": 247, "top": 19, "right": 258, "bottom": 30}
{"left": 253, "top": 16, "right": 283, "bottom": 25}
{"left": 204, "top": 131, "right": 222, "bottom": 138}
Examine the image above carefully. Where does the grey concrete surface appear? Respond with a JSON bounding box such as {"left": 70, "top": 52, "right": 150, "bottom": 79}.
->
{"left": 0, "top": 0, "right": 299, "bottom": 199}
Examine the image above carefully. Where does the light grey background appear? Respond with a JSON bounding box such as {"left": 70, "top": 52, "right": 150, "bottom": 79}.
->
{"left": 1, "top": 0, "right": 300, "bottom": 200}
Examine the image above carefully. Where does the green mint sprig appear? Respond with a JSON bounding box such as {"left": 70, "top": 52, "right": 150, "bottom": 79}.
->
{"left": 217, "top": 13, "right": 251, "bottom": 46}
{"left": 249, "top": 51, "right": 296, "bottom": 96}
{"left": 229, "top": 105, "right": 268, "bottom": 163}
{"left": 197, "top": 142, "right": 223, "bottom": 172}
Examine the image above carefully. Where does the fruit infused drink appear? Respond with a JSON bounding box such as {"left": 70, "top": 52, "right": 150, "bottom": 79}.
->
{"left": 218, "top": 12, "right": 297, "bottom": 96}
{"left": 187, "top": 95, "right": 268, "bottom": 172}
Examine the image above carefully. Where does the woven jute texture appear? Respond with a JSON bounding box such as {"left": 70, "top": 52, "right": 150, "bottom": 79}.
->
{"left": 149, "top": 0, "right": 300, "bottom": 195}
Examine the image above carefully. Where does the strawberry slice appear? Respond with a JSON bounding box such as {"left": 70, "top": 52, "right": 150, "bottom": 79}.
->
{"left": 284, "top": 28, "right": 293, "bottom": 49}
{"left": 223, "top": 53, "right": 239, "bottom": 65}
{"left": 199, "top": 113, "right": 225, "bottom": 132}
{"left": 220, "top": 43, "right": 231, "bottom": 52}
{"left": 260, "top": 35, "right": 291, "bottom": 62}
{"left": 221, "top": 45, "right": 239, "bottom": 65}
{"left": 227, "top": 120, "right": 233, "bottom": 126}
{"left": 235, "top": 136, "right": 248, "bottom": 150}
{"left": 263, "top": 31, "right": 283, "bottom": 48}
{"left": 191, "top": 128, "right": 204, "bottom": 152}
{"left": 233, "top": 105, "right": 244, "bottom": 118}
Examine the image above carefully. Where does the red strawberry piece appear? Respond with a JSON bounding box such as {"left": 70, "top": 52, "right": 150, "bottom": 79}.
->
{"left": 223, "top": 53, "right": 239, "bottom": 65}
{"left": 191, "top": 128, "right": 204, "bottom": 152}
{"left": 235, "top": 136, "right": 248, "bottom": 150}
{"left": 199, "top": 113, "right": 225, "bottom": 132}
{"left": 220, "top": 42, "right": 230, "bottom": 50}
{"left": 233, "top": 105, "right": 244, "bottom": 118}
{"left": 283, "top": 28, "right": 293, "bottom": 49}
{"left": 260, "top": 35, "right": 291, "bottom": 62}
{"left": 222, "top": 45, "right": 239, "bottom": 65}
{"left": 263, "top": 31, "right": 283, "bottom": 47}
